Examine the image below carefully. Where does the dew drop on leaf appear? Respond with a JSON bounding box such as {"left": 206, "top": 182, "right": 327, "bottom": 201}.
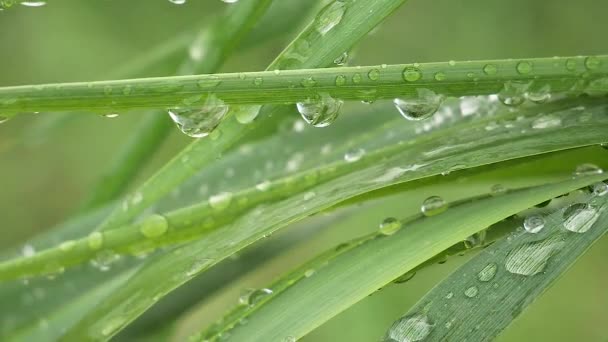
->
{"left": 167, "top": 95, "right": 229, "bottom": 138}
{"left": 477, "top": 263, "right": 498, "bottom": 282}
{"left": 421, "top": 196, "right": 447, "bottom": 217}
{"left": 20, "top": 1, "right": 46, "bottom": 7}
{"left": 563, "top": 203, "right": 599, "bottom": 233}
{"left": 591, "top": 182, "right": 608, "bottom": 196}
{"left": 490, "top": 184, "right": 507, "bottom": 196}
{"left": 393, "top": 271, "right": 416, "bottom": 284}
{"left": 516, "top": 61, "right": 532, "bottom": 74}
{"left": 464, "top": 286, "right": 479, "bottom": 298}
{"left": 483, "top": 64, "right": 497, "bottom": 75}
{"left": 402, "top": 66, "right": 422, "bottom": 82}
{"left": 531, "top": 115, "right": 562, "bottom": 129}
{"left": 87, "top": 232, "right": 104, "bottom": 250}
{"left": 168, "top": 0, "right": 186, "bottom": 4}
{"left": 334, "top": 52, "right": 348, "bottom": 66}
{"left": 315, "top": 0, "right": 346, "bottom": 35}
{"left": 344, "top": 148, "right": 365, "bottom": 163}
{"left": 140, "top": 214, "right": 169, "bottom": 239}
{"left": 235, "top": 104, "right": 261, "bottom": 124}
{"left": 59, "top": 240, "right": 76, "bottom": 252}
{"left": 393, "top": 89, "right": 444, "bottom": 121}
{"left": 573, "top": 163, "right": 603, "bottom": 177}
{"left": 498, "top": 81, "right": 528, "bottom": 107}
{"left": 505, "top": 234, "right": 565, "bottom": 276}
{"left": 296, "top": 93, "right": 343, "bottom": 127}
{"left": 385, "top": 314, "right": 433, "bottom": 342}
{"left": 523, "top": 215, "right": 545, "bottom": 234}
{"left": 379, "top": 217, "right": 402, "bottom": 236}
{"left": 209, "top": 192, "right": 233, "bottom": 210}
{"left": 239, "top": 288, "right": 273, "bottom": 306}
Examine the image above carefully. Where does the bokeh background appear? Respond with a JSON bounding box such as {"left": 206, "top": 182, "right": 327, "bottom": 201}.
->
{"left": 0, "top": 0, "right": 606, "bottom": 341}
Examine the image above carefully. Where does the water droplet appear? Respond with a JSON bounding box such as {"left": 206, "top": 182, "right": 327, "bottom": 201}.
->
{"left": 304, "top": 269, "right": 315, "bottom": 278}
{"left": 483, "top": 64, "right": 497, "bottom": 75}
{"left": 335, "top": 75, "right": 347, "bottom": 86}
{"left": 21, "top": 1, "right": 47, "bottom": 6}
{"left": 464, "top": 286, "right": 478, "bottom": 298}
{"left": 563, "top": 203, "right": 599, "bottom": 233}
{"left": 239, "top": 288, "right": 273, "bottom": 306}
{"left": 315, "top": 0, "right": 346, "bottom": 35}
{"left": 565, "top": 58, "right": 577, "bottom": 71}
{"left": 523, "top": 215, "right": 545, "bottom": 233}
{"left": 296, "top": 93, "right": 343, "bottom": 128}
{"left": 498, "top": 81, "right": 528, "bottom": 107}
{"left": 197, "top": 76, "right": 221, "bottom": 89}
{"left": 209, "top": 192, "right": 233, "bottom": 210}
{"left": 477, "top": 263, "right": 498, "bottom": 282}
{"left": 385, "top": 314, "right": 433, "bottom": 342}
{"left": 352, "top": 73, "right": 362, "bottom": 84}
{"left": 402, "top": 66, "right": 422, "bottom": 82}
{"left": 59, "top": 240, "right": 76, "bottom": 252}
{"left": 253, "top": 77, "right": 264, "bottom": 86}
{"left": 102, "top": 113, "right": 119, "bottom": 118}
{"left": 490, "top": 184, "right": 507, "bottom": 196}
{"left": 344, "top": 148, "right": 365, "bottom": 162}
{"left": 303, "top": 191, "right": 316, "bottom": 200}
{"left": 531, "top": 115, "right": 562, "bottom": 129}
{"left": 573, "top": 163, "right": 603, "bottom": 177}
{"left": 235, "top": 105, "right": 261, "bottom": 124}
{"left": 505, "top": 235, "right": 565, "bottom": 276}
{"left": 448, "top": 60, "right": 456, "bottom": 66}
{"left": 591, "top": 182, "right": 608, "bottom": 196}
{"left": 445, "top": 292, "right": 453, "bottom": 299}
{"left": 0, "top": 116, "right": 9, "bottom": 124}
{"left": 379, "top": 217, "right": 402, "bottom": 236}
{"left": 393, "top": 271, "right": 416, "bottom": 284}
{"left": 393, "top": 89, "right": 444, "bottom": 121}
{"left": 526, "top": 84, "right": 551, "bottom": 103}
{"left": 421, "top": 196, "right": 447, "bottom": 216}
{"left": 434, "top": 72, "right": 446, "bottom": 81}
{"left": 300, "top": 76, "right": 317, "bottom": 88}
{"left": 88, "top": 232, "right": 104, "bottom": 250}
{"left": 101, "top": 316, "right": 127, "bottom": 337}
{"left": 140, "top": 214, "right": 169, "bottom": 238}
{"left": 186, "top": 258, "right": 213, "bottom": 277}
{"left": 516, "top": 61, "right": 532, "bottom": 74}
{"left": 368, "top": 68, "right": 380, "bottom": 81}
{"left": 167, "top": 95, "right": 229, "bottom": 138}
{"left": 334, "top": 52, "right": 348, "bottom": 66}
{"left": 22, "top": 244, "right": 36, "bottom": 257}
{"left": 584, "top": 56, "right": 601, "bottom": 70}
{"left": 255, "top": 180, "right": 271, "bottom": 192}
{"left": 90, "top": 250, "right": 120, "bottom": 272}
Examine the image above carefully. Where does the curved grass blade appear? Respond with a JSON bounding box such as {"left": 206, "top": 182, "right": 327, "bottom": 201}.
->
{"left": 49, "top": 98, "right": 608, "bottom": 340}
{"left": 192, "top": 175, "right": 606, "bottom": 342}
{"left": 383, "top": 190, "right": 608, "bottom": 342}
{"left": 93, "top": 0, "right": 412, "bottom": 232}
{"left": 0, "top": 56, "right": 607, "bottom": 115}
{"left": 1, "top": 96, "right": 607, "bottom": 281}
{"left": 77, "top": 0, "right": 275, "bottom": 212}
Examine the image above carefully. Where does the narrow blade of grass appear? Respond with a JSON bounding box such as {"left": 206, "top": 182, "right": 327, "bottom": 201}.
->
{"left": 383, "top": 191, "right": 608, "bottom": 342}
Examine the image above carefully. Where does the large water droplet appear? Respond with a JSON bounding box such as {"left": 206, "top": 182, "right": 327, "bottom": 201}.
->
{"left": 477, "top": 263, "right": 497, "bottom": 282}
{"left": 393, "top": 89, "right": 444, "bottom": 121}
{"left": 239, "top": 288, "right": 273, "bottom": 306}
{"left": 209, "top": 192, "right": 233, "bottom": 210}
{"left": 315, "top": 0, "right": 346, "bottom": 35}
{"left": 523, "top": 215, "right": 545, "bottom": 234}
{"left": 563, "top": 203, "right": 599, "bottom": 233}
{"left": 140, "top": 214, "right": 169, "bottom": 238}
{"left": 573, "top": 163, "right": 603, "bottom": 177}
{"left": 505, "top": 235, "right": 565, "bottom": 276}
{"left": 167, "top": 95, "right": 229, "bottom": 138}
{"left": 421, "top": 196, "right": 447, "bottom": 216}
{"left": 379, "top": 217, "right": 402, "bottom": 236}
{"left": 385, "top": 314, "right": 433, "bottom": 342}
{"left": 296, "top": 93, "right": 343, "bottom": 127}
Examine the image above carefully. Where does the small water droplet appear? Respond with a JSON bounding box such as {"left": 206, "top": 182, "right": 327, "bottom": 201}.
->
{"left": 563, "top": 203, "right": 599, "bottom": 233}
{"left": 393, "top": 89, "right": 444, "bottom": 121}
{"left": 344, "top": 148, "right": 365, "bottom": 162}
{"left": 88, "top": 232, "right": 104, "bottom": 250}
{"left": 140, "top": 214, "right": 169, "bottom": 238}
{"left": 565, "top": 58, "right": 577, "bottom": 71}
{"left": 477, "top": 263, "right": 498, "bottom": 282}
{"left": 490, "top": 184, "right": 507, "bottom": 196}
{"left": 253, "top": 77, "right": 264, "bottom": 86}
{"left": 21, "top": 1, "right": 47, "bottom": 6}
{"left": 334, "top": 52, "right": 348, "bottom": 66}
{"left": 209, "top": 192, "right": 233, "bottom": 210}
{"left": 385, "top": 314, "right": 433, "bottom": 342}
{"left": 368, "top": 68, "right": 380, "bottom": 81}
{"left": 434, "top": 72, "right": 446, "bottom": 81}
{"left": 498, "top": 81, "right": 528, "bottom": 107}
{"left": 239, "top": 288, "right": 273, "bottom": 306}
{"left": 197, "top": 76, "right": 221, "bottom": 89}
{"left": 59, "top": 240, "right": 76, "bottom": 252}
{"left": 379, "top": 217, "right": 402, "bottom": 236}
{"left": 531, "top": 115, "right": 562, "bottom": 129}
{"left": 296, "top": 93, "right": 343, "bottom": 127}
{"left": 591, "top": 182, "right": 608, "bottom": 196}
{"left": 22, "top": 244, "right": 36, "bottom": 257}
{"left": 352, "top": 73, "right": 362, "bottom": 84}
{"left": 483, "top": 64, "right": 498, "bottom": 75}
{"left": 90, "top": 250, "right": 120, "bottom": 272}
{"left": 421, "top": 196, "right": 447, "bottom": 216}
{"left": 335, "top": 75, "right": 347, "bottom": 86}
{"left": 445, "top": 292, "right": 454, "bottom": 299}
{"left": 167, "top": 95, "right": 229, "bottom": 138}
{"left": 304, "top": 269, "right": 315, "bottom": 278}
{"left": 402, "top": 66, "right": 422, "bottom": 82}
{"left": 393, "top": 271, "right": 416, "bottom": 284}
{"left": 464, "top": 286, "right": 478, "bottom": 298}
{"left": 526, "top": 84, "right": 551, "bottom": 103}
{"left": 315, "top": 0, "right": 346, "bottom": 35}
{"left": 255, "top": 180, "right": 271, "bottom": 192}
{"left": 505, "top": 234, "right": 565, "bottom": 276}
{"left": 523, "top": 215, "right": 545, "bottom": 234}
{"left": 573, "top": 163, "right": 603, "bottom": 177}
{"left": 235, "top": 105, "right": 262, "bottom": 124}
{"left": 584, "top": 56, "right": 601, "bottom": 70}
{"left": 516, "top": 61, "right": 532, "bottom": 74}
{"left": 284, "top": 336, "right": 296, "bottom": 342}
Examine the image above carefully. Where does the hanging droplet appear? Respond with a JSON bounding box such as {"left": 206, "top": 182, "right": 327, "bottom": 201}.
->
{"left": 505, "top": 234, "right": 565, "bottom": 276}
{"left": 167, "top": 95, "right": 229, "bottom": 138}
{"left": 498, "top": 81, "right": 528, "bottom": 107}
{"left": 344, "top": 148, "right": 365, "bottom": 162}
{"left": 477, "top": 263, "right": 497, "bottom": 282}
{"left": 334, "top": 52, "right": 348, "bottom": 66}
{"left": 526, "top": 84, "right": 551, "bottom": 103}
{"left": 591, "top": 182, "right": 608, "bottom": 196}
{"left": 573, "top": 163, "right": 603, "bottom": 177}
{"left": 563, "top": 203, "right": 599, "bottom": 233}
{"left": 239, "top": 288, "right": 273, "bottom": 306}
{"left": 379, "top": 217, "right": 402, "bottom": 236}
{"left": 523, "top": 215, "right": 545, "bottom": 234}
{"left": 393, "top": 89, "right": 444, "bottom": 121}
{"left": 235, "top": 105, "right": 261, "bottom": 124}
{"left": 315, "top": 0, "right": 346, "bottom": 35}
{"left": 421, "top": 196, "right": 447, "bottom": 216}
{"left": 296, "top": 93, "right": 343, "bottom": 128}
{"left": 385, "top": 314, "right": 433, "bottom": 342}
{"left": 209, "top": 192, "right": 233, "bottom": 211}
{"left": 140, "top": 214, "right": 169, "bottom": 238}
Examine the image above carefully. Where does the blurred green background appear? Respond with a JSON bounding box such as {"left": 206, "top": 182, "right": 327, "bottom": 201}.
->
{"left": 0, "top": 0, "right": 606, "bottom": 341}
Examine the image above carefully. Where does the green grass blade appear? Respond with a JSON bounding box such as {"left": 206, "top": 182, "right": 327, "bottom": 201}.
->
{"left": 206, "top": 176, "right": 606, "bottom": 342}
{"left": 0, "top": 56, "right": 606, "bottom": 115}
{"left": 383, "top": 191, "right": 608, "bottom": 342}
{"left": 77, "top": 0, "right": 275, "bottom": 212}
{"left": 93, "top": 0, "right": 411, "bottom": 232}
{"left": 0, "top": 96, "right": 607, "bottom": 281}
